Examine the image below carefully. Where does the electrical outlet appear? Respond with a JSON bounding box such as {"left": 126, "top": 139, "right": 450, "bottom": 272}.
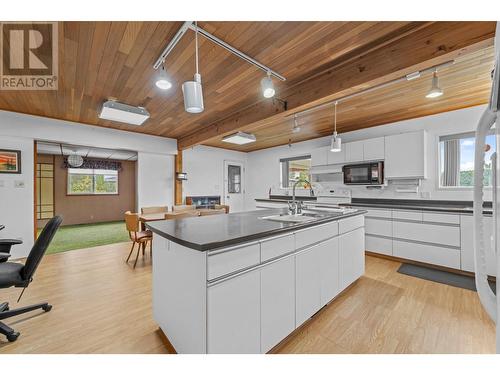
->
{"left": 420, "top": 191, "right": 431, "bottom": 199}
{"left": 14, "top": 180, "right": 25, "bottom": 188}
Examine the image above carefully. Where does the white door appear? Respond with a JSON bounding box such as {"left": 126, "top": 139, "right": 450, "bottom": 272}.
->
{"left": 295, "top": 244, "right": 322, "bottom": 327}
{"left": 223, "top": 160, "right": 245, "bottom": 212}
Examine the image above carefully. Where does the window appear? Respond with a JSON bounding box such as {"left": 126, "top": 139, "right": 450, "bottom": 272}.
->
{"left": 67, "top": 168, "right": 118, "bottom": 195}
{"left": 439, "top": 131, "right": 496, "bottom": 188}
{"left": 280, "top": 155, "right": 311, "bottom": 188}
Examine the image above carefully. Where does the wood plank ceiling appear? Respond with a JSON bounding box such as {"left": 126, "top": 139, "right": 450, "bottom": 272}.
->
{"left": 0, "top": 21, "right": 496, "bottom": 152}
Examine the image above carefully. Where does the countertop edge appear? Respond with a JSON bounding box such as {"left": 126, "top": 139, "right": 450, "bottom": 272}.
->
{"left": 146, "top": 209, "right": 367, "bottom": 252}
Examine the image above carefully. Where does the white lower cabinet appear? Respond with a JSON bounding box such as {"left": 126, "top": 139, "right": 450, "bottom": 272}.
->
{"left": 207, "top": 270, "right": 261, "bottom": 354}
{"left": 260, "top": 256, "right": 295, "bottom": 353}
{"left": 295, "top": 244, "right": 322, "bottom": 327}
{"left": 339, "top": 228, "right": 365, "bottom": 290}
{"left": 366, "top": 234, "right": 392, "bottom": 256}
{"left": 319, "top": 237, "right": 340, "bottom": 306}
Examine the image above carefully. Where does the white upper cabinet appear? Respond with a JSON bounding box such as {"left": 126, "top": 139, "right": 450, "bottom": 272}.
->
{"left": 345, "top": 141, "right": 364, "bottom": 163}
{"left": 363, "top": 137, "right": 385, "bottom": 161}
{"left": 310, "top": 146, "right": 329, "bottom": 166}
{"left": 384, "top": 130, "right": 427, "bottom": 179}
{"left": 327, "top": 147, "right": 345, "bottom": 165}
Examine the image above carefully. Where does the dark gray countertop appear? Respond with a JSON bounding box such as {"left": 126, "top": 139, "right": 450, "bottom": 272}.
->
{"left": 146, "top": 208, "right": 365, "bottom": 251}
{"left": 341, "top": 198, "right": 492, "bottom": 215}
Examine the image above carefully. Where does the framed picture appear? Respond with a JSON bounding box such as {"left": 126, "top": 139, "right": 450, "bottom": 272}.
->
{"left": 0, "top": 149, "right": 22, "bottom": 174}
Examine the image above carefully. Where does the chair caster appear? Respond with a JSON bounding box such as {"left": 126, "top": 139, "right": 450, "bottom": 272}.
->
{"left": 42, "top": 304, "right": 52, "bottom": 312}
{"left": 7, "top": 331, "right": 20, "bottom": 342}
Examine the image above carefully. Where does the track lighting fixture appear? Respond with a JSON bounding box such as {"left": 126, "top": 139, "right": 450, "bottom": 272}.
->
{"left": 261, "top": 71, "right": 275, "bottom": 98}
{"left": 426, "top": 69, "right": 443, "bottom": 99}
{"left": 330, "top": 102, "right": 341, "bottom": 152}
{"left": 182, "top": 21, "right": 204, "bottom": 113}
{"left": 155, "top": 63, "right": 172, "bottom": 90}
{"left": 292, "top": 114, "right": 301, "bottom": 133}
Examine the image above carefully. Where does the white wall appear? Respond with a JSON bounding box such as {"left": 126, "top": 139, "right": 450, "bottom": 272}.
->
{"left": 0, "top": 136, "right": 34, "bottom": 259}
{"left": 0, "top": 110, "right": 177, "bottom": 258}
{"left": 183, "top": 145, "right": 248, "bottom": 209}
{"left": 246, "top": 105, "right": 490, "bottom": 209}
{"left": 137, "top": 152, "right": 175, "bottom": 211}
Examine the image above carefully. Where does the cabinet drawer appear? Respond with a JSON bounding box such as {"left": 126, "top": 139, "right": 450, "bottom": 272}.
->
{"left": 365, "top": 208, "right": 392, "bottom": 219}
{"left": 393, "top": 210, "right": 423, "bottom": 222}
{"left": 365, "top": 217, "right": 392, "bottom": 237}
{"left": 393, "top": 239, "right": 460, "bottom": 269}
{"left": 295, "top": 221, "right": 338, "bottom": 249}
{"left": 207, "top": 243, "right": 260, "bottom": 280}
{"left": 260, "top": 234, "right": 295, "bottom": 262}
{"left": 422, "top": 212, "right": 460, "bottom": 224}
{"left": 366, "top": 235, "right": 392, "bottom": 256}
{"left": 393, "top": 221, "right": 460, "bottom": 247}
{"left": 339, "top": 215, "right": 364, "bottom": 234}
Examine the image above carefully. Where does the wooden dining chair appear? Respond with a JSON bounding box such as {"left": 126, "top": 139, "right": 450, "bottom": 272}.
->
{"left": 141, "top": 206, "right": 168, "bottom": 214}
{"left": 165, "top": 211, "right": 199, "bottom": 220}
{"left": 199, "top": 208, "right": 226, "bottom": 216}
{"left": 172, "top": 204, "right": 196, "bottom": 212}
{"left": 124, "top": 211, "right": 152, "bottom": 269}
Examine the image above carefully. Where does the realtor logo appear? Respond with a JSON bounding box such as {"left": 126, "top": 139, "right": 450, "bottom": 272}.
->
{"left": 0, "top": 22, "right": 58, "bottom": 90}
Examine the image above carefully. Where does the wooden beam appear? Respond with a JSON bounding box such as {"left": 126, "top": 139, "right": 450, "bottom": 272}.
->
{"left": 174, "top": 150, "right": 183, "bottom": 205}
{"left": 178, "top": 21, "right": 496, "bottom": 150}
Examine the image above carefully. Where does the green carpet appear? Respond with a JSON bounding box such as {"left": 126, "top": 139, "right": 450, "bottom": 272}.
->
{"left": 38, "top": 221, "right": 130, "bottom": 254}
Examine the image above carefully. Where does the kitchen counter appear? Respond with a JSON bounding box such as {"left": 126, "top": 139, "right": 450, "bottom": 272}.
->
{"left": 340, "top": 198, "right": 492, "bottom": 215}
{"left": 147, "top": 207, "right": 365, "bottom": 251}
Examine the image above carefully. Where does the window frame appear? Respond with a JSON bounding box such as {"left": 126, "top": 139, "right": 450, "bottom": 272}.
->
{"left": 279, "top": 154, "right": 312, "bottom": 189}
{"left": 437, "top": 130, "right": 495, "bottom": 191}
{"left": 66, "top": 168, "right": 119, "bottom": 196}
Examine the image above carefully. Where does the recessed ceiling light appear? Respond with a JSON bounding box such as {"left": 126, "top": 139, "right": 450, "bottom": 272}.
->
{"left": 99, "top": 101, "right": 150, "bottom": 126}
{"left": 222, "top": 131, "right": 256, "bottom": 145}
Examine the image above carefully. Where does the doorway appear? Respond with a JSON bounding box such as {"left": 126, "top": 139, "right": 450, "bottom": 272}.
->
{"left": 223, "top": 160, "right": 245, "bottom": 212}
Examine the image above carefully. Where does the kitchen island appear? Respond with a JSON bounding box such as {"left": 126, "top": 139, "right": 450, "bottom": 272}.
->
{"left": 147, "top": 208, "right": 366, "bottom": 353}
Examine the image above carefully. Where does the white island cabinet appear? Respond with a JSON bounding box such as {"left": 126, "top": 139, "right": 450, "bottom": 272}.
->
{"left": 150, "top": 212, "right": 365, "bottom": 353}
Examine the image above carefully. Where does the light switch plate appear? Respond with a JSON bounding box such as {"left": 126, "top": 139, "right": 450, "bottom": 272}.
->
{"left": 420, "top": 191, "right": 431, "bottom": 199}
{"left": 0, "top": 180, "right": 4, "bottom": 187}
{"left": 14, "top": 180, "right": 25, "bottom": 188}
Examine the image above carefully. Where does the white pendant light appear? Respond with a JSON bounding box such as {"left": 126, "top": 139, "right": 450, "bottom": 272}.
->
{"left": 182, "top": 22, "right": 204, "bottom": 113}
{"left": 292, "top": 114, "right": 301, "bottom": 133}
{"left": 261, "top": 71, "right": 275, "bottom": 98}
{"left": 330, "top": 101, "right": 342, "bottom": 152}
{"left": 155, "top": 63, "right": 172, "bottom": 90}
{"left": 425, "top": 69, "right": 444, "bottom": 99}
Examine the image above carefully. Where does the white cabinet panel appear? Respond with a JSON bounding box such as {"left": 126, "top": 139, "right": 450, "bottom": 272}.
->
{"left": 207, "top": 243, "right": 260, "bottom": 280}
{"left": 460, "top": 215, "right": 496, "bottom": 276}
{"left": 319, "top": 237, "right": 340, "bottom": 306}
{"left": 260, "top": 234, "right": 294, "bottom": 262}
{"left": 261, "top": 256, "right": 295, "bottom": 353}
{"left": 392, "top": 210, "right": 423, "bottom": 222}
{"left": 363, "top": 137, "right": 385, "bottom": 161}
{"left": 339, "top": 227, "right": 365, "bottom": 290}
{"left": 366, "top": 235, "right": 392, "bottom": 256}
{"left": 339, "top": 214, "right": 364, "bottom": 234}
{"left": 423, "top": 212, "right": 460, "bottom": 225}
{"left": 385, "top": 130, "right": 427, "bottom": 179}
{"left": 393, "top": 239, "right": 460, "bottom": 269}
{"left": 207, "top": 270, "right": 261, "bottom": 353}
{"left": 393, "top": 221, "right": 460, "bottom": 247}
{"left": 345, "top": 141, "right": 364, "bottom": 163}
{"left": 311, "top": 146, "right": 329, "bottom": 166}
{"left": 295, "top": 221, "right": 339, "bottom": 249}
{"left": 295, "top": 245, "right": 322, "bottom": 327}
{"left": 327, "top": 147, "right": 345, "bottom": 165}
{"left": 365, "top": 218, "right": 392, "bottom": 237}
{"left": 364, "top": 208, "right": 392, "bottom": 219}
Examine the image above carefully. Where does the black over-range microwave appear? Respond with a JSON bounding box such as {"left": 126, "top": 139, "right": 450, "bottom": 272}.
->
{"left": 342, "top": 161, "right": 384, "bottom": 185}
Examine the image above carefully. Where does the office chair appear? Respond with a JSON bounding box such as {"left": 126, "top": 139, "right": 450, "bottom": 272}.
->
{"left": 0, "top": 215, "right": 62, "bottom": 342}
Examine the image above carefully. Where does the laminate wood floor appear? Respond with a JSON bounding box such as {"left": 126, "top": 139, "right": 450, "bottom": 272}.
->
{"left": 0, "top": 242, "right": 495, "bottom": 354}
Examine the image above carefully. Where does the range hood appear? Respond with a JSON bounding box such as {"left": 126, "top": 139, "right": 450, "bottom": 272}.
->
{"left": 310, "top": 165, "right": 343, "bottom": 174}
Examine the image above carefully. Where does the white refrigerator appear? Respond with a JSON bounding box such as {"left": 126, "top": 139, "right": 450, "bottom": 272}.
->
{"left": 473, "top": 21, "right": 500, "bottom": 353}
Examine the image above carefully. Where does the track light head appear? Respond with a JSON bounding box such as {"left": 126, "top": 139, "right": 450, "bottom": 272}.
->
{"left": 155, "top": 64, "right": 172, "bottom": 90}
{"left": 261, "top": 71, "right": 275, "bottom": 98}
{"left": 426, "top": 70, "right": 443, "bottom": 99}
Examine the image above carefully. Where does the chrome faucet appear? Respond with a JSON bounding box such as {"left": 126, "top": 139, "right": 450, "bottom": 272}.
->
{"left": 288, "top": 178, "right": 312, "bottom": 215}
